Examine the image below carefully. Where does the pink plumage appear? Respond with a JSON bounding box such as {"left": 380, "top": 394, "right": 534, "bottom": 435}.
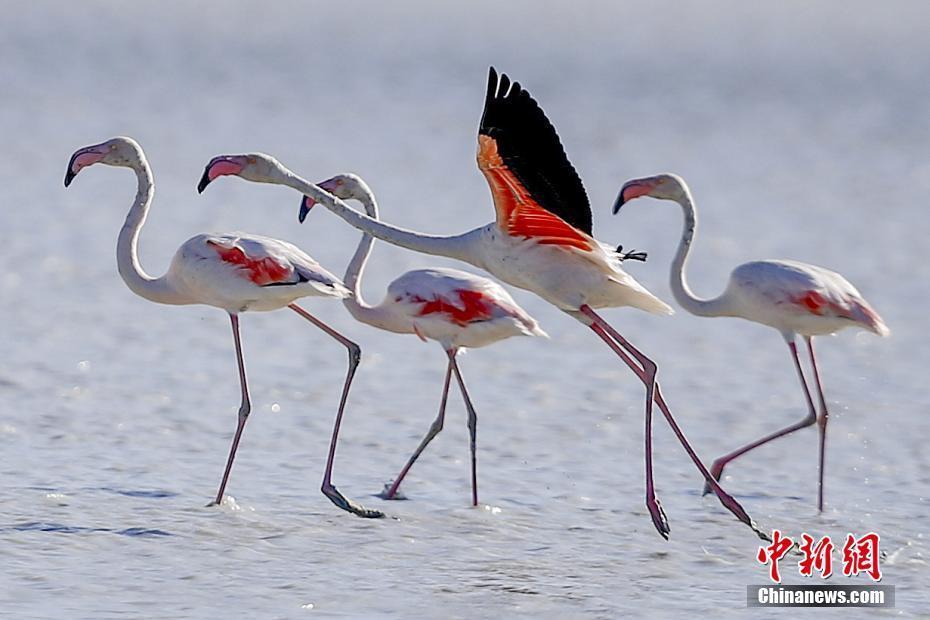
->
{"left": 726, "top": 260, "right": 889, "bottom": 338}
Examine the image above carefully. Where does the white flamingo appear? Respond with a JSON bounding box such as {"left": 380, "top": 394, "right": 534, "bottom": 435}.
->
{"left": 64, "top": 136, "right": 382, "bottom": 518}
{"left": 615, "top": 173, "right": 889, "bottom": 511}
{"left": 297, "top": 173, "right": 547, "bottom": 507}
{"left": 196, "top": 68, "right": 763, "bottom": 539}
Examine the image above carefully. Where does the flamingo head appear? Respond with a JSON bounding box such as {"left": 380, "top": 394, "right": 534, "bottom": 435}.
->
{"left": 64, "top": 136, "right": 144, "bottom": 186}
{"left": 298, "top": 173, "right": 369, "bottom": 223}
{"left": 197, "top": 153, "right": 284, "bottom": 193}
{"left": 613, "top": 173, "right": 689, "bottom": 213}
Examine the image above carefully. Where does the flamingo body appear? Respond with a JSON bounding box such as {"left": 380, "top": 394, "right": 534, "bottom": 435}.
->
{"left": 378, "top": 267, "right": 545, "bottom": 349}
{"left": 171, "top": 233, "right": 348, "bottom": 313}
{"left": 723, "top": 260, "right": 889, "bottom": 338}
{"left": 462, "top": 223, "right": 672, "bottom": 315}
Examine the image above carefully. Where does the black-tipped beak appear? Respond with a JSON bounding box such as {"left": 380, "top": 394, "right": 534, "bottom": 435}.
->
{"left": 612, "top": 189, "right": 628, "bottom": 215}
{"left": 298, "top": 195, "right": 314, "bottom": 223}
{"left": 197, "top": 168, "right": 212, "bottom": 194}
{"left": 64, "top": 151, "right": 80, "bottom": 187}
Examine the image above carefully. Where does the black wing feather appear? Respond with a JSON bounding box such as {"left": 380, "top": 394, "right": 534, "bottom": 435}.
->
{"left": 479, "top": 67, "right": 592, "bottom": 234}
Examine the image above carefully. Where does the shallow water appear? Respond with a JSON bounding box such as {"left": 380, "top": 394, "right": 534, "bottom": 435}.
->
{"left": 1, "top": 1, "right": 928, "bottom": 617}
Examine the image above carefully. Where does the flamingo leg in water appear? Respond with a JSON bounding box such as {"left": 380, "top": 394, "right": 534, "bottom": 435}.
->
{"left": 581, "top": 306, "right": 668, "bottom": 538}
{"left": 701, "top": 340, "right": 818, "bottom": 497}
{"left": 289, "top": 304, "right": 383, "bottom": 518}
{"left": 652, "top": 385, "right": 764, "bottom": 539}
{"left": 210, "top": 313, "right": 252, "bottom": 506}
{"left": 582, "top": 306, "right": 759, "bottom": 536}
{"left": 806, "top": 337, "right": 829, "bottom": 512}
{"left": 447, "top": 349, "right": 480, "bottom": 507}
{"left": 381, "top": 355, "right": 454, "bottom": 500}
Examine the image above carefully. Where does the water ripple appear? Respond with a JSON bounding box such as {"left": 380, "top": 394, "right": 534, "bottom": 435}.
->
{"left": 8, "top": 521, "right": 173, "bottom": 538}
{"left": 95, "top": 486, "right": 179, "bottom": 499}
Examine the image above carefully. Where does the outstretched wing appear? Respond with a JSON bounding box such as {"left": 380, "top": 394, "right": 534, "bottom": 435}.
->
{"left": 477, "top": 67, "right": 593, "bottom": 249}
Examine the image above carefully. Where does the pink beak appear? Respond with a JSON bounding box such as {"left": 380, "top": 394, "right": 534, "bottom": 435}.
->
{"left": 198, "top": 156, "right": 246, "bottom": 193}
{"left": 64, "top": 146, "right": 107, "bottom": 186}
{"left": 613, "top": 181, "right": 653, "bottom": 213}
{"left": 298, "top": 179, "right": 338, "bottom": 224}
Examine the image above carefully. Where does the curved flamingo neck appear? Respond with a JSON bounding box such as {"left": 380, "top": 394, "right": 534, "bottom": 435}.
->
{"left": 338, "top": 182, "right": 396, "bottom": 329}
{"left": 273, "top": 168, "right": 475, "bottom": 265}
{"left": 116, "top": 158, "right": 190, "bottom": 305}
{"left": 669, "top": 188, "right": 734, "bottom": 318}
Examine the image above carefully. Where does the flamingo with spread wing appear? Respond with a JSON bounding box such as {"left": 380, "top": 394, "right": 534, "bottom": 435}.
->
{"left": 197, "top": 69, "right": 763, "bottom": 539}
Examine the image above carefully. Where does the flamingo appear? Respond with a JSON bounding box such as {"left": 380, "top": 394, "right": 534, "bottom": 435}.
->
{"left": 64, "top": 136, "right": 382, "bottom": 518}
{"left": 196, "top": 69, "right": 765, "bottom": 540}
{"left": 614, "top": 173, "right": 889, "bottom": 511}
{"left": 296, "top": 173, "right": 547, "bottom": 507}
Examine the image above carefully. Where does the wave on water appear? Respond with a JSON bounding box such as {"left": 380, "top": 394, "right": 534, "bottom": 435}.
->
{"left": 7, "top": 521, "right": 174, "bottom": 537}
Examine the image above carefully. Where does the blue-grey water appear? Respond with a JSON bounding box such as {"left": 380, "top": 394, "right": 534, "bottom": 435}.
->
{"left": 1, "top": 1, "right": 927, "bottom": 617}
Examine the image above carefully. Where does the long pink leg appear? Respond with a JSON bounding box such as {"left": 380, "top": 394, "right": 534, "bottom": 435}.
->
{"left": 381, "top": 355, "right": 454, "bottom": 500}
{"left": 210, "top": 313, "right": 251, "bottom": 506}
{"left": 701, "top": 340, "right": 817, "bottom": 496}
{"left": 447, "top": 350, "right": 480, "bottom": 507}
{"left": 651, "top": 385, "right": 759, "bottom": 536}
{"left": 582, "top": 306, "right": 760, "bottom": 535}
{"left": 581, "top": 306, "right": 668, "bottom": 538}
{"left": 289, "top": 304, "right": 383, "bottom": 518}
{"left": 805, "top": 337, "right": 829, "bottom": 512}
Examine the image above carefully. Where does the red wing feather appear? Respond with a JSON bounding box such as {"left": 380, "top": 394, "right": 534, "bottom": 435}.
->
{"left": 415, "top": 289, "right": 495, "bottom": 326}
{"left": 478, "top": 135, "right": 593, "bottom": 250}
{"left": 791, "top": 290, "right": 862, "bottom": 321}
{"left": 477, "top": 67, "right": 593, "bottom": 236}
{"left": 208, "top": 241, "right": 293, "bottom": 286}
